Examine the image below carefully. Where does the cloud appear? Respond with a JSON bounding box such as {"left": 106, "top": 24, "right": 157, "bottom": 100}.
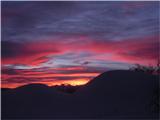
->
{"left": 1, "top": 65, "right": 103, "bottom": 88}
{"left": 2, "top": 35, "right": 158, "bottom": 66}
{"left": 2, "top": 41, "right": 25, "bottom": 58}
{"left": 2, "top": 2, "right": 158, "bottom": 67}
{"left": 2, "top": 1, "right": 159, "bottom": 42}
{"left": 2, "top": 35, "right": 158, "bottom": 88}
{"left": 1, "top": 1, "right": 159, "bottom": 88}
{"left": 87, "top": 36, "right": 158, "bottom": 64}
{"left": 1, "top": 41, "right": 61, "bottom": 65}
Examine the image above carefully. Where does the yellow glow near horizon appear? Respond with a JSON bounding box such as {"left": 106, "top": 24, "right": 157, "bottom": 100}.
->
{"left": 1, "top": 79, "right": 90, "bottom": 88}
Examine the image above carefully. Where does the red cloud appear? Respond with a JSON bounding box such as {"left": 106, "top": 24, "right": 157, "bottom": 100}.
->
{"left": 1, "top": 65, "right": 101, "bottom": 88}
{"left": 2, "top": 35, "right": 158, "bottom": 88}
{"left": 82, "top": 35, "right": 158, "bottom": 65}
{"left": 2, "top": 35, "right": 158, "bottom": 66}
{"left": 2, "top": 41, "right": 62, "bottom": 65}
{"left": 2, "top": 36, "right": 159, "bottom": 65}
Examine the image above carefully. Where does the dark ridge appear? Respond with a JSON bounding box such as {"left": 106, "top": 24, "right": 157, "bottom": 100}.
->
{"left": 11, "top": 83, "right": 50, "bottom": 94}
{"left": 1, "top": 70, "right": 159, "bottom": 119}
{"left": 77, "top": 70, "right": 159, "bottom": 101}
{"left": 1, "top": 88, "right": 12, "bottom": 92}
{"left": 15, "top": 83, "right": 49, "bottom": 89}
{"left": 89, "top": 70, "right": 156, "bottom": 82}
{"left": 53, "top": 84, "right": 83, "bottom": 94}
{"left": 2, "top": 83, "right": 83, "bottom": 94}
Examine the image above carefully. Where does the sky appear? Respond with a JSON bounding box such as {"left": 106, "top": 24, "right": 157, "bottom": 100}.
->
{"left": 1, "top": 1, "right": 159, "bottom": 88}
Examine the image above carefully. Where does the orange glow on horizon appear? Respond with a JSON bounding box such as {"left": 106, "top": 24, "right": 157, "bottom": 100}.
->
{"left": 50, "top": 79, "right": 90, "bottom": 86}
{"left": 1, "top": 78, "right": 90, "bottom": 89}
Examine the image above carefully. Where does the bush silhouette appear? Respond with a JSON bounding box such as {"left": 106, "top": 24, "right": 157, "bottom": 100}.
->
{"left": 54, "top": 84, "right": 82, "bottom": 94}
{"left": 130, "top": 63, "right": 160, "bottom": 75}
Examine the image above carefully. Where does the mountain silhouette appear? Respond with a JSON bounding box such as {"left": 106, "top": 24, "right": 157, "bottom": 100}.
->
{"left": 1, "top": 70, "right": 159, "bottom": 119}
{"left": 75, "top": 70, "right": 159, "bottom": 118}
{"left": 1, "top": 88, "right": 12, "bottom": 92}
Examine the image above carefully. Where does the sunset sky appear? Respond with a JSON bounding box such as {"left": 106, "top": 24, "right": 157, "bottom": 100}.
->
{"left": 1, "top": 1, "right": 159, "bottom": 88}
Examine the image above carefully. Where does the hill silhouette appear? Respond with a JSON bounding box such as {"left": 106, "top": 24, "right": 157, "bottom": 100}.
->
{"left": 75, "top": 70, "right": 159, "bottom": 118}
{"left": 1, "top": 70, "right": 159, "bottom": 119}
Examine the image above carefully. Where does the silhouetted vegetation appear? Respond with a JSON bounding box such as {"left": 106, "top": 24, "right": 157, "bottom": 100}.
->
{"left": 130, "top": 63, "right": 160, "bottom": 75}
{"left": 54, "top": 84, "right": 82, "bottom": 94}
{"left": 130, "top": 64, "right": 159, "bottom": 113}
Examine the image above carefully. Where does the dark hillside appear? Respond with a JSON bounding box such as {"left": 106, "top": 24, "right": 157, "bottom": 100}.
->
{"left": 1, "top": 70, "right": 159, "bottom": 119}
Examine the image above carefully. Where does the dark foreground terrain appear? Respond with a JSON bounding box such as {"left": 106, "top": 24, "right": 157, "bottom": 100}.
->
{"left": 1, "top": 70, "right": 159, "bottom": 119}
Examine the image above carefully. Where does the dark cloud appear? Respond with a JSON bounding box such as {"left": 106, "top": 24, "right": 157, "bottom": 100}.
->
{"left": 1, "top": 41, "right": 25, "bottom": 58}
{"left": 2, "top": 1, "right": 79, "bottom": 41}
{"left": 1, "top": 40, "right": 60, "bottom": 65}
{"left": 82, "top": 61, "right": 90, "bottom": 65}
{"left": 2, "top": 68, "right": 19, "bottom": 75}
{"left": 2, "top": 1, "right": 159, "bottom": 42}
